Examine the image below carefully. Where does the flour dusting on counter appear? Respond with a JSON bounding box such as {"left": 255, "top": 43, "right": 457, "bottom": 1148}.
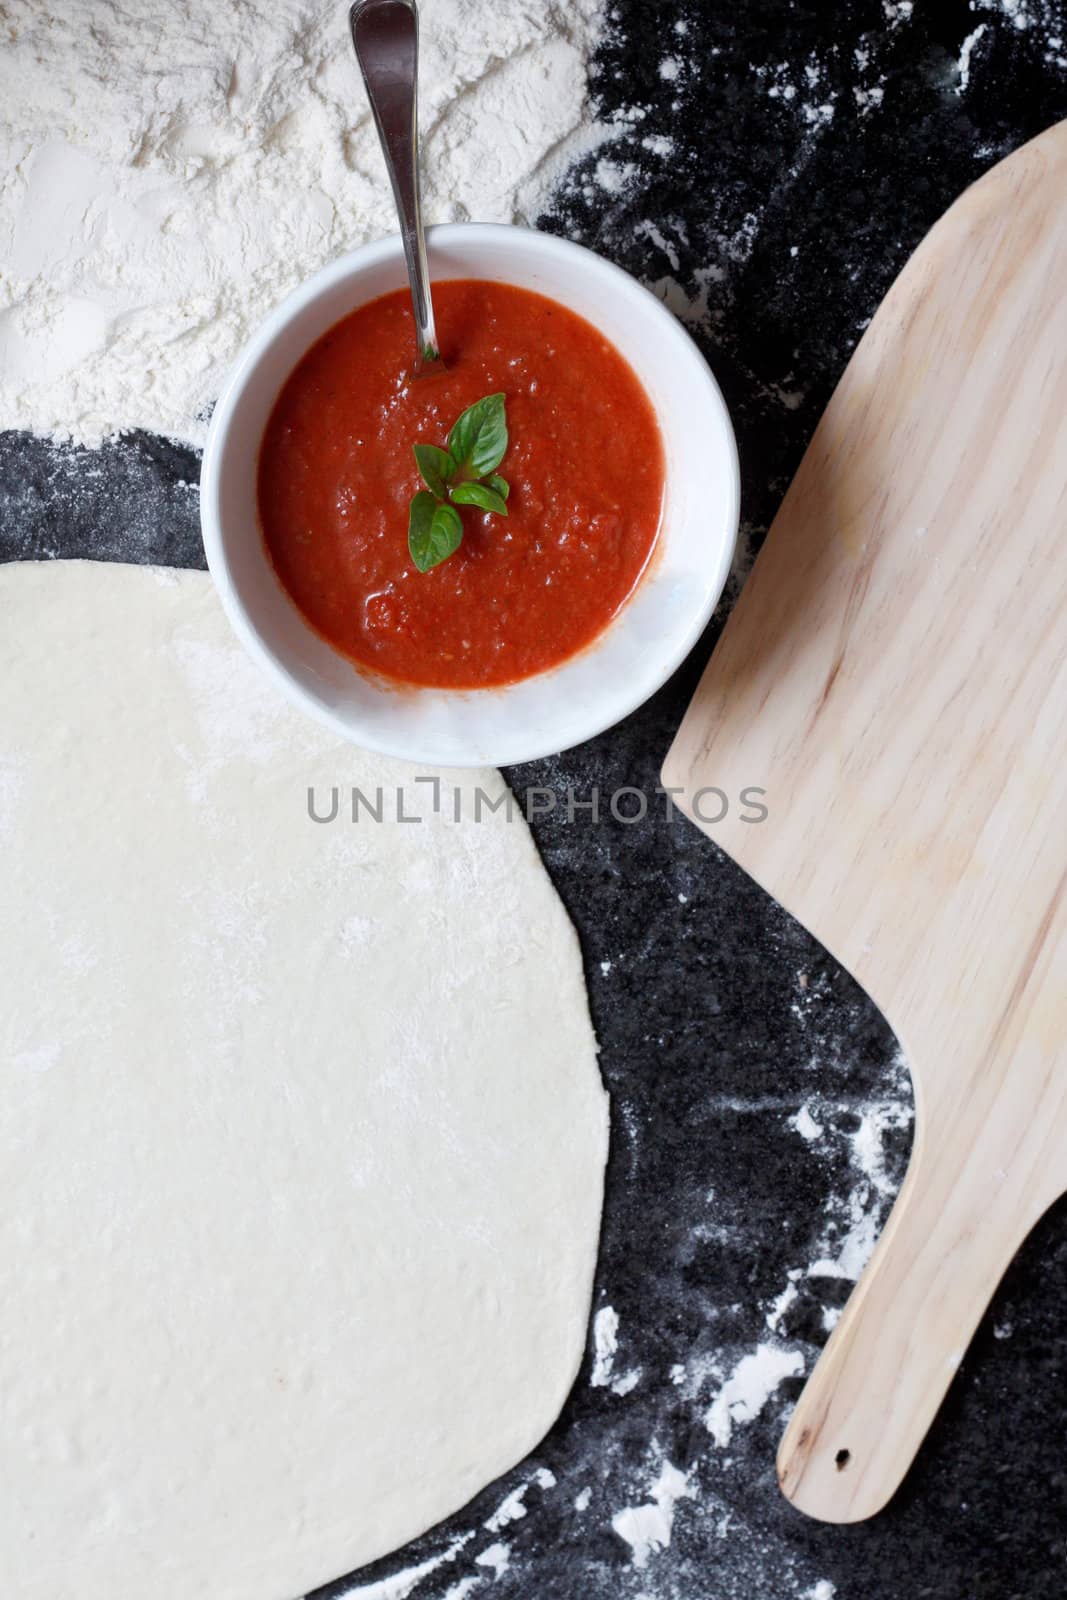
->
{"left": 589, "top": 1303, "right": 642, "bottom": 1395}
{"left": 589, "top": 1304, "right": 620, "bottom": 1386}
{"left": 338, "top": 1538, "right": 472, "bottom": 1600}
{"left": 0, "top": 0, "right": 606, "bottom": 447}
{"left": 484, "top": 1469, "right": 556, "bottom": 1533}
{"left": 705, "top": 1345, "right": 805, "bottom": 1449}
{"left": 474, "top": 1543, "right": 510, "bottom": 1578}
{"left": 611, "top": 1459, "right": 693, "bottom": 1570}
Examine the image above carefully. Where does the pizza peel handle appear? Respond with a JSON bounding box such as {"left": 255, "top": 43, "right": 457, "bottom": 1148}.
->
{"left": 662, "top": 121, "right": 1067, "bottom": 1521}
{"left": 776, "top": 1111, "right": 1053, "bottom": 1520}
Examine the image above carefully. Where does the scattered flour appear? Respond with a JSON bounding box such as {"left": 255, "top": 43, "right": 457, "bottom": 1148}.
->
{"left": 957, "top": 24, "right": 989, "bottom": 91}
{"left": 611, "top": 1460, "right": 693, "bottom": 1570}
{"left": 0, "top": 0, "right": 606, "bottom": 447}
{"left": 441, "top": 1582, "right": 482, "bottom": 1600}
{"left": 589, "top": 1304, "right": 642, "bottom": 1395}
{"left": 594, "top": 157, "right": 638, "bottom": 195}
{"left": 638, "top": 41, "right": 846, "bottom": 341}
{"left": 854, "top": 83, "right": 885, "bottom": 114}
{"left": 612, "top": 1367, "right": 642, "bottom": 1397}
{"left": 746, "top": 1062, "right": 915, "bottom": 1396}
{"left": 807, "top": 1099, "right": 911, "bottom": 1281}
{"left": 590, "top": 1305, "right": 620, "bottom": 1387}
{"left": 483, "top": 1469, "right": 555, "bottom": 1533}
{"left": 705, "top": 1344, "right": 805, "bottom": 1449}
{"left": 339, "top": 1537, "right": 472, "bottom": 1600}
{"left": 791, "top": 1105, "right": 824, "bottom": 1142}
{"left": 991, "top": 0, "right": 1034, "bottom": 27}
{"left": 766, "top": 1274, "right": 802, "bottom": 1333}
{"left": 968, "top": 0, "right": 1067, "bottom": 58}
{"left": 473, "top": 1543, "right": 510, "bottom": 1579}
{"left": 636, "top": 219, "right": 682, "bottom": 272}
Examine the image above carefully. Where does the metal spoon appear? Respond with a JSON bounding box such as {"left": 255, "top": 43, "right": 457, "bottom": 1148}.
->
{"left": 349, "top": 0, "right": 444, "bottom": 376}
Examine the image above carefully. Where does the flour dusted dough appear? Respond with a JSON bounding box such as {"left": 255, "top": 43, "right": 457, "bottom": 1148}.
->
{"left": 0, "top": 562, "right": 608, "bottom": 1599}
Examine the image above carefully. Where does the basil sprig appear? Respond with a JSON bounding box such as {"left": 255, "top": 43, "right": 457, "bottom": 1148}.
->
{"left": 408, "top": 393, "right": 510, "bottom": 572}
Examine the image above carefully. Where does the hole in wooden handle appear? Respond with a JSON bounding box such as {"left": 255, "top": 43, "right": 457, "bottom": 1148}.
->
{"left": 835, "top": 1448, "right": 851, "bottom": 1471}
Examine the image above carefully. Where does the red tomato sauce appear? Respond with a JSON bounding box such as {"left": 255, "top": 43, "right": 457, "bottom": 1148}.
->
{"left": 258, "top": 279, "right": 664, "bottom": 689}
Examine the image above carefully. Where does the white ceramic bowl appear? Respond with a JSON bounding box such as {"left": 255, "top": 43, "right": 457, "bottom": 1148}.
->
{"left": 200, "top": 223, "right": 739, "bottom": 767}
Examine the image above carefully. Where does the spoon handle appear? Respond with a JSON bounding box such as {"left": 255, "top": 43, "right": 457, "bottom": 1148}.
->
{"left": 350, "top": 0, "right": 442, "bottom": 373}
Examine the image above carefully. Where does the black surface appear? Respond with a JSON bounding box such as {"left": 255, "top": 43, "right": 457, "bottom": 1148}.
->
{"left": 4, "top": 4, "right": 1067, "bottom": 1597}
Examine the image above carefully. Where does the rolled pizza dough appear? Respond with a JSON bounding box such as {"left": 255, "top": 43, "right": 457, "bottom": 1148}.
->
{"left": 0, "top": 561, "right": 608, "bottom": 1599}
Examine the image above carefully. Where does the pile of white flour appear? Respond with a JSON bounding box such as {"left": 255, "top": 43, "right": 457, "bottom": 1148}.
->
{"left": 0, "top": 0, "right": 604, "bottom": 447}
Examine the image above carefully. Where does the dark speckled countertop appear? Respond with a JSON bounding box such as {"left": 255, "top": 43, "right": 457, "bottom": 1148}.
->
{"left": 4, "top": 4, "right": 1067, "bottom": 1597}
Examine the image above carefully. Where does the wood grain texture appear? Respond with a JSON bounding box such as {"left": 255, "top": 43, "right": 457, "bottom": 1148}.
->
{"left": 662, "top": 120, "right": 1067, "bottom": 1523}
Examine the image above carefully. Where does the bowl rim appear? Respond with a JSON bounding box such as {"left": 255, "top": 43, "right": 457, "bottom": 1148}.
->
{"left": 200, "top": 221, "right": 740, "bottom": 768}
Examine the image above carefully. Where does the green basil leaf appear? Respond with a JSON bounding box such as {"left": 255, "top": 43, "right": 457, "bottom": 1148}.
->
{"left": 413, "top": 443, "right": 455, "bottom": 500}
{"left": 487, "top": 474, "right": 510, "bottom": 501}
{"left": 451, "top": 480, "right": 508, "bottom": 517}
{"left": 409, "top": 492, "right": 463, "bottom": 572}
{"left": 447, "top": 392, "right": 508, "bottom": 477}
